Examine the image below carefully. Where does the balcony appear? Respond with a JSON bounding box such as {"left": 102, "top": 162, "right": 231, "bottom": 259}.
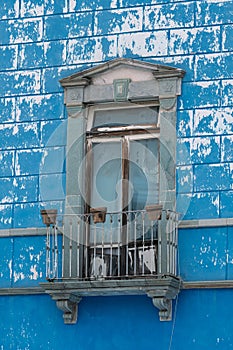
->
{"left": 40, "top": 208, "right": 181, "bottom": 324}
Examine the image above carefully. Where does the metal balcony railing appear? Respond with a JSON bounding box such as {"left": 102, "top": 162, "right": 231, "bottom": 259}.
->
{"left": 42, "top": 209, "right": 179, "bottom": 282}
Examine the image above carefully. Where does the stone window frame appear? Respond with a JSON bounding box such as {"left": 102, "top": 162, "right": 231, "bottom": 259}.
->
{"left": 60, "top": 58, "right": 185, "bottom": 218}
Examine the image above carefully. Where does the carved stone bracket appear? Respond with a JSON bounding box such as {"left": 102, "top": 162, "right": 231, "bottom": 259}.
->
{"left": 44, "top": 289, "right": 82, "bottom": 324}
{"left": 56, "top": 298, "right": 81, "bottom": 324}
{"left": 66, "top": 105, "right": 84, "bottom": 118}
{"left": 41, "top": 276, "right": 181, "bottom": 324}
{"left": 146, "top": 276, "right": 181, "bottom": 321}
{"left": 150, "top": 297, "right": 172, "bottom": 321}
{"left": 159, "top": 97, "right": 177, "bottom": 111}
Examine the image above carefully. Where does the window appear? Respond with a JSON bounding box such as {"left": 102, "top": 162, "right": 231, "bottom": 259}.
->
{"left": 86, "top": 104, "right": 160, "bottom": 278}
{"left": 41, "top": 58, "right": 185, "bottom": 324}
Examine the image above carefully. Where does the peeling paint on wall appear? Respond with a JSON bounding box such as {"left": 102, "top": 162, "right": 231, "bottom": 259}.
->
{"left": 1, "top": 0, "right": 233, "bottom": 347}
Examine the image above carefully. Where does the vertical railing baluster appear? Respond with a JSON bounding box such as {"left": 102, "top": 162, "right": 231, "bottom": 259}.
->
{"left": 170, "top": 212, "right": 174, "bottom": 275}
{"left": 171, "top": 213, "right": 174, "bottom": 275}
{"left": 51, "top": 224, "right": 55, "bottom": 278}
{"left": 166, "top": 212, "right": 170, "bottom": 274}
{"left": 170, "top": 212, "right": 174, "bottom": 274}
{"left": 117, "top": 214, "right": 121, "bottom": 277}
{"left": 150, "top": 218, "right": 154, "bottom": 275}
{"left": 101, "top": 222, "right": 104, "bottom": 278}
{"left": 54, "top": 224, "right": 58, "bottom": 278}
{"left": 172, "top": 213, "right": 175, "bottom": 275}
{"left": 46, "top": 225, "right": 50, "bottom": 279}
{"left": 169, "top": 214, "right": 172, "bottom": 274}
{"left": 62, "top": 219, "right": 65, "bottom": 279}
{"left": 134, "top": 213, "right": 137, "bottom": 276}
{"left": 158, "top": 213, "right": 162, "bottom": 275}
{"left": 142, "top": 212, "right": 145, "bottom": 275}
{"left": 51, "top": 226, "right": 53, "bottom": 279}
{"left": 125, "top": 212, "right": 129, "bottom": 276}
{"left": 93, "top": 220, "right": 97, "bottom": 278}
{"left": 110, "top": 214, "right": 113, "bottom": 277}
{"left": 171, "top": 214, "right": 174, "bottom": 274}
{"left": 69, "top": 219, "right": 72, "bottom": 278}
{"left": 161, "top": 210, "right": 169, "bottom": 275}
{"left": 85, "top": 215, "right": 89, "bottom": 278}
{"left": 77, "top": 218, "right": 80, "bottom": 278}
{"left": 174, "top": 213, "right": 178, "bottom": 275}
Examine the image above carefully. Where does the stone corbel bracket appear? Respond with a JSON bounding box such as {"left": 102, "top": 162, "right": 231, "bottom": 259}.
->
{"left": 146, "top": 277, "right": 181, "bottom": 321}
{"left": 51, "top": 292, "right": 82, "bottom": 324}
{"left": 56, "top": 299, "right": 80, "bottom": 324}
{"left": 41, "top": 276, "right": 181, "bottom": 324}
{"left": 149, "top": 296, "right": 172, "bottom": 321}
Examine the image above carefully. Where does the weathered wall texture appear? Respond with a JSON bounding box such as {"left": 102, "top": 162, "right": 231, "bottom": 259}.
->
{"left": 0, "top": 0, "right": 233, "bottom": 349}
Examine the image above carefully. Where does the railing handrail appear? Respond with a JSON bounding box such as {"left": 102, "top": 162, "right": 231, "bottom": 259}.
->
{"left": 54, "top": 208, "right": 178, "bottom": 217}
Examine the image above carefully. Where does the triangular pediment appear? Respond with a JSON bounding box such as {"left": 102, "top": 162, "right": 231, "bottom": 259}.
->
{"left": 60, "top": 58, "right": 185, "bottom": 87}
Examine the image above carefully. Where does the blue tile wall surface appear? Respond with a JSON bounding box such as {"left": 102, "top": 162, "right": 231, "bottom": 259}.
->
{"left": 12, "top": 235, "right": 46, "bottom": 287}
{"left": 179, "top": 227, "right": 228, "bottom": 281}
{"left": 0, "top": 237, "right": 13, "bottom": 287}
{"left": 0, "top": 97, "right": 15, "bottom": 122}
{"left": 44, "top": 12, "right": 93, "bottom": 40}
{"left": 16, "top": 93, "right": 64, "bottom": 122}
{"left": 0, "top": 291, "right": 233, "bottom": 349}
{"left": 0, "top": 0, "right": 232, "bottom": 263}
{"left": 1, "top": 0, "right": 233, "bottom": 347}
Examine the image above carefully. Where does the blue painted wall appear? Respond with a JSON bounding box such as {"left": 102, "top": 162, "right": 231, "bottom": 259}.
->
{"left": 1, "top": 0, "right": 233, "bottom": 348}
{"left": 0, "top": 290, "right": 233, "bottom": 349}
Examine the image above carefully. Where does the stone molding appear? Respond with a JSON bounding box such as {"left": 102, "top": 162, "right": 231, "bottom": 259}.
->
{"left": 1, "top": 217, "right": 233, "bottom": 237}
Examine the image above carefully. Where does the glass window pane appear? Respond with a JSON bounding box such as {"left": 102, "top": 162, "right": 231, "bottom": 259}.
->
{"left": 91, "top": 142, "right": 122, "bottom": 212}
{"left": 90, "top": 142, "right": 122, "bottom": 244}
{"left": 129, "top": 138, "right": 159, "bottom": 211}
{"left": 93, "top": 107, "right": 158, "bottom": 128}
{"left": 128, "top": 138, "right": 159, "bottom": 242}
